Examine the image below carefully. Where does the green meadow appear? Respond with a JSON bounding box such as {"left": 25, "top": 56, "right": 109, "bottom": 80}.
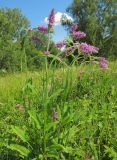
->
{"left": 0, "top": 1, "right": 117, "bottom": 159}
{"left": 0, "top": 62, "right": 117, "bottom": 159}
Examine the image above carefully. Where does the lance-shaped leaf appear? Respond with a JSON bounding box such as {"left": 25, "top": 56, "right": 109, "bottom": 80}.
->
{"left": 8, "top": 144, "right": 30, "bottom": 157}
{"left": 28, "top": 110, "right": 41, "bottom": 130}
{"left": 11, "top": 125, "right": 29, "bottom": 142}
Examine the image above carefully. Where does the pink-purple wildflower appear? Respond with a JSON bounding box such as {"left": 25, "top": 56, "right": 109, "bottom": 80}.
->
{"left": 38, "top": 26, "right": 48, "bottom": 33}
{"left": 53, "top": 111, "right": 58, "bottom": 120}
{"left": 48, "top": 9, "right": 55, "bottom": 29}
{"left": 29, "top": 9, "right": 102, "bottom": 69}
{"left": 80, "top": 42, "right": 99, "bottom": 53}
{"left": 99, "top": 57, "right": 108, "bottom": 69}
{"left": 73, "top": 31, "right": 86, "bottom": 39}
{"left": 56, "top": 40, "right": 66, "bottom": 49}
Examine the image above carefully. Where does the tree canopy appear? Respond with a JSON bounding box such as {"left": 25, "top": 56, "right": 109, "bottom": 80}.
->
{"left": 66, "top": 0, "right": 117, "bottom": 57}
{"left": 0, "top": 8, "right": 30, "bottom": 71}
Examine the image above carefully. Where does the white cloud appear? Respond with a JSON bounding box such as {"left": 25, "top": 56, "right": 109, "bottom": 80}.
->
{"left": 63, "top": 13, "right": 73, "bottom": 22}
{"left": 44, "top": 12, "right": 73, "bottom": 26}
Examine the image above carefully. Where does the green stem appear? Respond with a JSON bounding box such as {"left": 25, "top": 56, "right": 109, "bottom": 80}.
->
{"left": 47, "top": 32, "right": 51, "bottom": 52}
{"left": 43, "top": 31, "right": 50, "bottom": 159}
{"left": 77, "top": 42, "right": 81, "bottom": 66}
{"left": 20, "top": 55, "right": 23, "bottom": 72}
{"left": 43, "top": 57, "right": 48, "bottom": 160}
{"left": 24, "top": 48, "right": 27, "bottom": 72}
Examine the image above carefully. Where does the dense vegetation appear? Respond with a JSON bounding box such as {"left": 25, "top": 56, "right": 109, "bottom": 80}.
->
{"left": 0, "top": 62, "right": 117, "bottom": 159}
{"left": 0, "top": 1, "right": 117, "bottom": 159}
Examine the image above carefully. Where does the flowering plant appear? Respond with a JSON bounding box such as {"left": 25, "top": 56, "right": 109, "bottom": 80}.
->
{"left": 6, "top": 9, "right": 110, "bottom": 160}
{"left": 28, "top": 9, "right": 108, "bottom": 69}
{"left": 55, "top": 22, "right": 108, "bottom": 68}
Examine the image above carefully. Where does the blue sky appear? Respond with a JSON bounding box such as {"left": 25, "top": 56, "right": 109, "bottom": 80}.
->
{"left": 0, "top": 0, "right": 72, "bottom": 42}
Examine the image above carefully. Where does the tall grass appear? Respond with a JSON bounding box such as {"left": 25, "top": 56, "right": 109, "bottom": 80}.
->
{"left": 0, "top": 61, "right": 117, "bottom": 159}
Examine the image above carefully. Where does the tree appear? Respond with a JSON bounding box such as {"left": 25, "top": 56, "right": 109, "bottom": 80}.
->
{"left": 0, "top": 8, "right": 58, "bottom": 72}
{"left": 66, "top": 0, "right": 117, "bottom": 57}
{"left": 0, "top": 8, "right": 30, "bottom": 71}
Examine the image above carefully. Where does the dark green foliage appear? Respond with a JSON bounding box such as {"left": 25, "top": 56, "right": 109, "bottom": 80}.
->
{"left": 0, "top": 8, "right": 29, "bottom": 71}
{"left": 0, "top": 8, "right": 58, "bottom": 72}
{"left": 66, "top": 0, "right": 117, "bottom": 57}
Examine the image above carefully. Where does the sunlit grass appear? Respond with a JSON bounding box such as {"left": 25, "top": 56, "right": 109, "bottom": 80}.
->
{"left": 0, "top": 61, "right": 117, "bottom": 159}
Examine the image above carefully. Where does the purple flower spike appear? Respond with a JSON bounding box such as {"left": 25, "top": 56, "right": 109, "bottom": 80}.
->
{"left": 80, "top": 43, "right": 99, "bottom": 53}
{"left": 73, "top": 31, "right": 86, "bottom": 39}
{"left": 53, "top": 111, "right": 58, "bottom": 120}
{"left": 56, "top": 40, "right": 66, "bottom": 49}
{"left": 38, "top": 26, "right": 48, "bottom": 33}
{"left": 48, "top": 9, "right": 55, "bottom": 29}
{"left": 99, "top": 57, "right": 108, "bottom": 69}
